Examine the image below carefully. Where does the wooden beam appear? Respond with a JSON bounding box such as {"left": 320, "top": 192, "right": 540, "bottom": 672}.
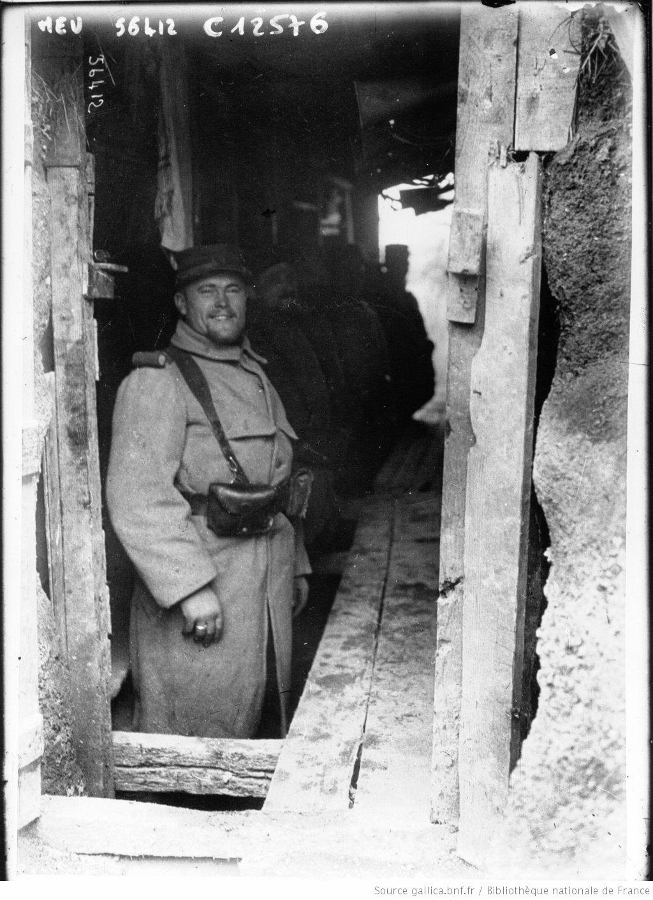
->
{"left": 447, "top": 208, "right": 485, "bottom": 276}
{"left": 34, "top": 794, "right": 252, "bottom": 859}
{"left": 18, "top": 18, "right": 43, "bottom": 832}
{"left": 113, "top": 732, "right": 281, "bottom": 797}
{"left": 240, "top": 808, "right": 469, "bottom": 877}
{"left": 45, "top": 39, "right": 113, "bottom": 796}
{"left": 514, "top": 5, "right": 581, "bottom": 152}
{"left": 42, "top": 375, "right": 66, "bottom": 643}
{"left": 446, "top": 4, "right": 518, "bottom": 323}
{"left": 18, "top": 714, "right": 44, "bottom": 771}
{"left": 263, "top": 495, "right": 395, "bottom": 812}
{"left": 432, "top": 2, "right": 519, "bottom": 826}
{"left": 456, "top": 154, "right": 542, "bottom": 867}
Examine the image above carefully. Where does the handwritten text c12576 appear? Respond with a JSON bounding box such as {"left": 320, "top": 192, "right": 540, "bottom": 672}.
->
{"left": 37, "top": 12, "right": 329, "bottom": 39}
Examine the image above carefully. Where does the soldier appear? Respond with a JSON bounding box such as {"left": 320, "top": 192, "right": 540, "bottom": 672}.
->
{"left": 248, "top": 260, "right": 349, "bottom": 549}
{"left": 106, "top": 245, "right": 311, "bottom": 739}
{"left": 370, "top": 244, "right": 435, "bottom": 429}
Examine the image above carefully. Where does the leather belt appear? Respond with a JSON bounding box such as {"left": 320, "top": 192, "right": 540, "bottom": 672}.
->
{"left": 181, "top": 491, "right": 209, "bottom": 517}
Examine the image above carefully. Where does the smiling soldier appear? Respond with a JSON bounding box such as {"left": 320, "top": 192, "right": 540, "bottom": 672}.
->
{"left": 106, "top": 244, "right": 311, "bottom": 738}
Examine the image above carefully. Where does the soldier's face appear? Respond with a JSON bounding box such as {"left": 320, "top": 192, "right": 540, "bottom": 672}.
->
{"left": 175, "top": 274, "right": 248, "bottom": 346}
{"left": 258, "top": 265, "right": 300, "bottom": 311}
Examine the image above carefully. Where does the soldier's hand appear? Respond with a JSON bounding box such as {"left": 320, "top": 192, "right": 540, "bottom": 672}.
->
{"left": 293, "top": 576, "right": 309, "bottom": 619}
{"left": 180, "top": 586, "right": 223, "bottom": 647}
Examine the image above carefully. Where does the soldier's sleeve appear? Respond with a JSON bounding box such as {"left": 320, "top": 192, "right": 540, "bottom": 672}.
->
{"left": 106, "top": 366, "right": 218, "bottom": 608}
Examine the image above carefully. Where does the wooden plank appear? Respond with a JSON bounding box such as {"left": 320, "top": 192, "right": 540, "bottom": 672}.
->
{"left": 18, "top": 714, "right": 44, "bottom": 830}
{"left": 34, "top": 795, "right": 252, "bottom": 859}
{"left": 48, "top": 160, "right": 113, "bottom": 796}
{"left": 447, "top": 275, "right": 478, "bottom": 325}
{"left": 113, "top": 731, "right": 281, "bottom": 769}
{"left": 40, "top": 34, "right": 86, "bottom": 168}
{"left": 21, "top": 422, "right": 42, "bottom": 478}
{"left": 85, "top": 153, "right": 95, "bottom": 250}
{"left": 446, "top": 4, "right": 518, "bottom": 323}
{"left": 113, "top": 732, "right": 280, "bottom": 797}
{"left": 50, "top": 164, "right": 113, "bottom": 795}
{"left": 42, "top": 375, "right": 66, "bottom": 643}
{"left": 457, "top": 154, "right": 542, "bottom": 867}
{"left": 354, "top": 495, "right": 439, "bottom": 822}
{"left": 20, "top": 449, "right": 41, "bottom": 831}
{"left": 432, "top": 1, "right": 519, "bottom": 825}
{"left": 240, "top": 809, "right": 470, "bottom": 878}
{"left": 447, "top": 208, "right": 484, "bottom": 276}
{"left": 16, "top": 18, "right": 42, "bottom": 834}
{"left": 115, "top": 766, "right": 270, "bottom": 797}
{"left": 40, "top": 39, "right": 113, "bottom": 797}
{"left": 18, "top": 765, "right": 41, "bottom": 831}
{"left": 514, "top": 5, "right": 581, "bottom": 152}
{"left": 263, "top": 495, "right": 395, "bottom": 811}
{"left": 432, "top": 275, "right": 485, "bottom": 825}
{"left": 18, "top": 714, "right": 44, "bottom": 770}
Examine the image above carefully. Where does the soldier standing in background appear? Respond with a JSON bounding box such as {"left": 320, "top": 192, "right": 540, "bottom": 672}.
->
{"left": 368, "top": 243, "right": 435, "bottom": 429}
{"left": 248, "top": 260, "right": 345, "bottom": 549}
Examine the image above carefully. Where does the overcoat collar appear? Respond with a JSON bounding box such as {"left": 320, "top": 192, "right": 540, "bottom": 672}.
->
{"left": 170, "top": 319, "right": 267, "bottom": 365}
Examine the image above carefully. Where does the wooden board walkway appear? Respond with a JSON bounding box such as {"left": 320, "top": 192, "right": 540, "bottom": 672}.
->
{"left": 242, "top": 490, "right": 443, "bottom": 873}
{"left": 263, "top": 494, "right": 395, "bottom": 811}
{"left": 353, "top": 495, "right": 440, "bottom": 823}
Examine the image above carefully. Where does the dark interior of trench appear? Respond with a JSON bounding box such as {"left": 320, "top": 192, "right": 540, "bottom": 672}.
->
{"left": 33, "top": 6, "right": 556, "bottom": 808}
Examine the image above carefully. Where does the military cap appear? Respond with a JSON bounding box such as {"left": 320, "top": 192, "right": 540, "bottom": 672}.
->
{"left": 172, "top": 244, "right": 252, "bottom": 290}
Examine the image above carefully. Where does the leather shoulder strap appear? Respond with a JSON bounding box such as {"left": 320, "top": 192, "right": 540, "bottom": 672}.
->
{"left": 164, "top": 345, "right": 249, "bottom": 485}
{"left": 132, "top": 350, "right": 170, "bottom": 368}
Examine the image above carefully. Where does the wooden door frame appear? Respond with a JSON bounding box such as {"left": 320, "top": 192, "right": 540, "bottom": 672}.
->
{"left": 37, "top": 25, "right": 114, "bottom": 798}
{"left": 432, "top": 1, "right": 581, "bottom": 869}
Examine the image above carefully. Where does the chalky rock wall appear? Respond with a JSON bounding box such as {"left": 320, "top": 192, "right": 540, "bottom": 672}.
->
{"left": 499, "top": 44, "right": 632, "bottom": 876}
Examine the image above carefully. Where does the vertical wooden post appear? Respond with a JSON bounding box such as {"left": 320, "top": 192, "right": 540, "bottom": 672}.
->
{"left": 17, "top": 15, "right": 45, "bottom": 832}
{"left": 42, "top": 33, "right": 114, "bottom": 796}
{"left": 456, "top": 154, "right": 542, "bottom": 866}
{"left": 445, "top": 4, "right": 519, "bottom": 324}
{"left": 432, "top": 2, "right": 518, "bottom": 826}
{"left": 514, "top": 5, "right": 581, "bottom": 153}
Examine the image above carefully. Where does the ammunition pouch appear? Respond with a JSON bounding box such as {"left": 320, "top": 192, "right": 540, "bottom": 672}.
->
{"left": 183, "top": 467, "right": 314, "bottom": 537}
{"left": 208, "top": 482, "right": 282, "bottom": 537}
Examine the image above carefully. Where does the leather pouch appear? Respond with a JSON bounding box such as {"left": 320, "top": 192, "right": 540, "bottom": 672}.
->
{"left": 285, "top": 468, "right": 315, "bottom": 520}
{"left": 207, "top": 482, "right": 281, "bottom": 537}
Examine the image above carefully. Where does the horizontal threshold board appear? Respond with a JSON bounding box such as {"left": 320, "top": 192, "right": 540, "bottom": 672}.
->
{"left": 33, "top": 794, "right": 253, "bottom": 859}
{"left": 112, "top": 731, "right": 281, "bottom": 797}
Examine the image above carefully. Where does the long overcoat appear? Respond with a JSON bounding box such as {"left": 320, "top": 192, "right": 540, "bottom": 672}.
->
{"left": 106, "top": 319, "right": 310, "bottom": 738}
